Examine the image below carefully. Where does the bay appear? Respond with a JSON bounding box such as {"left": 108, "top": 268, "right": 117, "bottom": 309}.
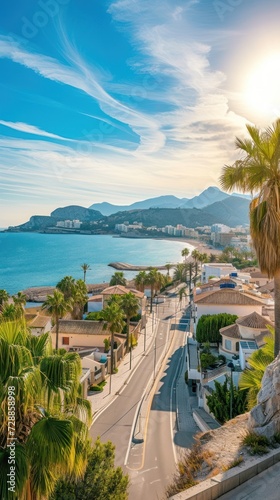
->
{"left": 0, "top": 233, "right": 194, "bottom": 294}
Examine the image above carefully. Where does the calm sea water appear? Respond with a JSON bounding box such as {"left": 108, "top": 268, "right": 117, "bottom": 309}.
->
{"left": 0, "top": 233, "right": 193, "bottom": 294}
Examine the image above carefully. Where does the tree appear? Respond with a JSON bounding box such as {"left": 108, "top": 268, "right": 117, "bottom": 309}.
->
{"left": 165, "top": 263, "right": 173, "bottom": 277}
{"left": 81, "top": 263, "right": 91, "bottom": 283}
{"left": 146, "top": 268, "right": 164, "bottom": 313}
{"left": 57, "top": 276, "right": 75, "bottom": 300}
{"left": 12, "top": 291, "right": 27, "bottom": 314}
{"left": 71, "top": 279, "right": 88, "bottom": 320}
{"left": 120, "top": 292, "right": 139, "bottom": 369}
{"left": 0, "top": 289, "right": 9, "bottom": 308}
{"left": 206, "top": 377, "right": 248, "bottom": 424}
{"left": 220, "top": 119, "right": 280, "bottom": 356}
{"left": 0, "top": 303, "right": 22, "bottom": 322}
{"left": 109, "top": 272, "right": 127, "bottom": 287}
{"left": 239, "top": 328, "right": 274, "bottom": 409}
{"left": 134, "top": 271, "right": 147, "bottom": 292}
{"left": 102, "top": 303, "right": 125, "bottom": 375}
{"left": 52, "top": 438, "right": 129, "bottom": 500}
{"left": 173, "top": 263, "right": 187, "bottom": 284}
{"left": 181, "top": 247, "right": 190, "bottom": 263}
{"left": 42, "top": 290, "right": 73, "bottom": 350}
{"left": 196, "top": 313, "right": 238, "bottom": 347}
{"left": 0, "top": 321, "right": 91, "bottom": 500}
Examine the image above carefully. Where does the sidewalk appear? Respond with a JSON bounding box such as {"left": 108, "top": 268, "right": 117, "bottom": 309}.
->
{"left": 89, "top": 314, "right": 156, "bottom": 422}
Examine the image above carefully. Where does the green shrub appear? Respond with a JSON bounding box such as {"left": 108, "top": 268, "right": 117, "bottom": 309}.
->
{"left": 90, "top": 385, "right": 103, "bottom": 392}
{"left": 85, "top": 311, "right": 104, "bottom": 321}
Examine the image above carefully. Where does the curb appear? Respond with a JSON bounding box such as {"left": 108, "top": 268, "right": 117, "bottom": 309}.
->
{"left": 169, "top": 448, "right": 280, "bottom": 499}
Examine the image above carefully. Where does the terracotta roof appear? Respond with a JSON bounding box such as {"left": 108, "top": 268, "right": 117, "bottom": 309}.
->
{"left": 254, "top": 330, "right": 272, "bottom": 347}
{"left": 236, "top": 311, "right": 273, "bottom": 329}
{"left": 29, "top": 315, "right": 51, "bottom": 328}
{"left": 25, "top": 313, "right": 37, "bottom": 322}
{"left": 102, "top": 285, "right": 144, "bottom": 298}
{"left": 199, "top": 278, "right": 237, "bottom": 290}
{"left": 250, "top": 271, "right": 269, "bottom": 278}
{"left": 194, "top": 288, "right": 264, "bottom": 306}
{"left": 54, "top": 319, "right": 112, "bottom": 336}
{"left": 220, "top": 323, "right": 240, "bottom": 339}
{"left": 258, "top": 281, "right": 274, "bottom": 293}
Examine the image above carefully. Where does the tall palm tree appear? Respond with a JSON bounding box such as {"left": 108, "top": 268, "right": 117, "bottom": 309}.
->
{"left": 134, "top": 270, "right": 147, "bottom": 293}
{"left": 57, "top": 275, "right": 75, "bottom": 300}
{"left": 42, "top": 290, "right": 73, "bottom": 350}
{"left": 12, "top": 291, "right": 27, "bottom": 313}
{"left": 165, "top": 263, "right": 173, "bottom": 278}
{"left": 0, "top": 321, "right": 91, "bottom": 500}
{"left": 102, "top": 303, "right": 125, "bottom": 375}
{"left": 220, "top": 119, "right": 280, "bottom": 356}
{"left": 173, "top": 263, "right": 187, "bottom": 284}
{"left": 146, "top": 268, "right": 163, "bottom": 313}
{"left": 0, "top": 303, "right": 22, "bottom": 322}
{"left": 0, "top": 289, "right": 9, "bottom": 308}
{"left": 81, "top": 263, "right": 91, "bottom": 283}
{"left": 109, "top": 271, "right": 127, "bottom": 287}
{"left": 181, "top": 247, "right": 190, "bottom": 263}
{"left": 121, "top": 292, "right": 139, "bottom": 369}
{"left": 71, "top": 279, "right": 88, "bottom": 320}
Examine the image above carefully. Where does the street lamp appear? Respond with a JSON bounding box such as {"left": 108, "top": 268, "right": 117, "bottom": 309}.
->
{"left": 227, "top": 361, "right": 234, "bottom": 420}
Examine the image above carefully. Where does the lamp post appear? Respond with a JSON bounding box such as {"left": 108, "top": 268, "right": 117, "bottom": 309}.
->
{"left": 227, "top": 361, "right": 234, "bottom": 420}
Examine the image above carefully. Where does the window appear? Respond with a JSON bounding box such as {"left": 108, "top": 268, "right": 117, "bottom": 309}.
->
{"left": 225, "top": 339, "right": 232, "bottom": 351}
{"left": 62, "top": 337, "right": 70, "bottom": 345}
{"left": 236, "top": 342, "right": 239, "bottom": 352}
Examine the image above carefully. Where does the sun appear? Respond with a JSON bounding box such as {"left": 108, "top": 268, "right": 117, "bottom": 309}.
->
{"left": 243, "top": 53, "right": 280, "bottom": 122}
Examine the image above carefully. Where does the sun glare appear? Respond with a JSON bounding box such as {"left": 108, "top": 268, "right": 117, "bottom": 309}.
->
{"left": 244, "top": 53, "right": 280, "bottom": 122}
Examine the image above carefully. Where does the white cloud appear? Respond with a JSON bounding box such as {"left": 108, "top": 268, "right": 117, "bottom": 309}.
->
{"left": 0, "top": 120, "right": 73, "bottom": 141}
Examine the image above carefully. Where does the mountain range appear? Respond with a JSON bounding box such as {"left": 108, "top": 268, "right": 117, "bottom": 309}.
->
{"left": 9, "top": 186, "right": 251, "bottom": 231}
{"left": 89, "top": 186, "right": 250, "bottom": 215}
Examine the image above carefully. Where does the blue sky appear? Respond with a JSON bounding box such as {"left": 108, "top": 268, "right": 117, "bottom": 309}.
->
{"left": 1, "top": 0, "right": 280, "bottom": 226}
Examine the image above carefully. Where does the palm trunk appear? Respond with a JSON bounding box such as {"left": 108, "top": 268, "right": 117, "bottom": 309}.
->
{"left": 274, "top": 270, "right": 280, "bottom": 357}
{"left": 126, "top": 317, "right": 130, "bottom": 353}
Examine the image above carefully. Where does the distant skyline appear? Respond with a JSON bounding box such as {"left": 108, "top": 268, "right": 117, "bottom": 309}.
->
{"left": 1, "top": 0, "right": 280, "bottom": 226}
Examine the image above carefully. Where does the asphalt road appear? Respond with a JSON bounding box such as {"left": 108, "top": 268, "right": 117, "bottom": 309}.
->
{"left": 89, "top": 300, "right": 174, "bottom": 466}
{"left": 126, "top": 327, "right": 187, "bottom": 500}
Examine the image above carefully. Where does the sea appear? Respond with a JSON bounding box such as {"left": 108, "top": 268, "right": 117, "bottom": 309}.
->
{"left": 0, "top": 232, "right": 194, "bottom": 295}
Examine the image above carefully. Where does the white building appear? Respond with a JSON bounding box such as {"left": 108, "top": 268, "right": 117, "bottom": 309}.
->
{"left": 201, "top": 263, "right": 237, "bottom": 283}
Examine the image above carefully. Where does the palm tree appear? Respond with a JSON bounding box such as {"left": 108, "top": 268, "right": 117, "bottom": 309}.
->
{"left": 57, "top": 275, "right": 75, "bottom": 300}
{"left": 220, "top": 119, "right": 280, "bottom": 356}
{"left": 239, "top": 329, "right": 274, "bottom": 408}
{"left": 42, "top": 290, "right": 73, "bottom": 350}
{"left": 146, "top": 268, "right": 163, "bottom": 313}
{"left": 0, "top": 289, "right": 9, "bottom": 309}
{"left": 12, "top": 291, "right": 27, "bottom": 313}
{"left": 0, "top": 320, "right": 91, "bottom": 500}
{"left": 165, "top": 263, "right": 173, "bottom": 278}
{"left": 109, "top": 271, "right": 127, "bottom": 287}
{"left": 134, "top": 270, "right": 147, "bottom": 293}
{"left": 81, "top": 263, "right": 91, "bottom": 283}
{"left": 0, "top": 303, "right": 22, "bottom": 322}
{"left": 102, "top": 303, "right": 125, "bottom": 375}
{"left": 173, "top": 263, "right": 187, "bottom": 284}
{"left": 181, "top": 247, "right": 190, "bottom": 263}
{"left": 71, "top": 279, "right": 88, "bottom": 320}
{"left": 121, "top": 292, "right": 139, "bottom": 369}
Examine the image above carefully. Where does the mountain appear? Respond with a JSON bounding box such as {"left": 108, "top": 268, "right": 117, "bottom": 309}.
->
{"left": 206, "top": 196, "right": 250, "bottom": 226}
{"left": 180, "top": 186, "right": 229, "bottom": 209}
{"left": 89, "top": 186, "right": 232, "bottom": 215}
{"left": 50, "top": 205, "right": 102, "bottom": 221}
{"left": 11, "top": 206, "right": 102, "bottom": 231}
{"left": 104, "top": 196, "right": 250, "bottom": 228}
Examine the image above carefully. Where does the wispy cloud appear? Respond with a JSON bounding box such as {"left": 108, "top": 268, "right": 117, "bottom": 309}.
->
{"left": 0, "top": 35, "right": 165, "bottom": 154}
{"left": 0, "top": 120, "right": 74, "bottom": 141}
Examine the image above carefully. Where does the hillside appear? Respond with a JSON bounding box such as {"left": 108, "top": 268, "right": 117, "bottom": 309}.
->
{"left": 10, "top": 206, "right": 102, "bottom": 231}
{"left": 206, "top": 196, "right": 250, "bottom": 226}
{"left": 89, "top": 186, "right": 230, "bottom": 215}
